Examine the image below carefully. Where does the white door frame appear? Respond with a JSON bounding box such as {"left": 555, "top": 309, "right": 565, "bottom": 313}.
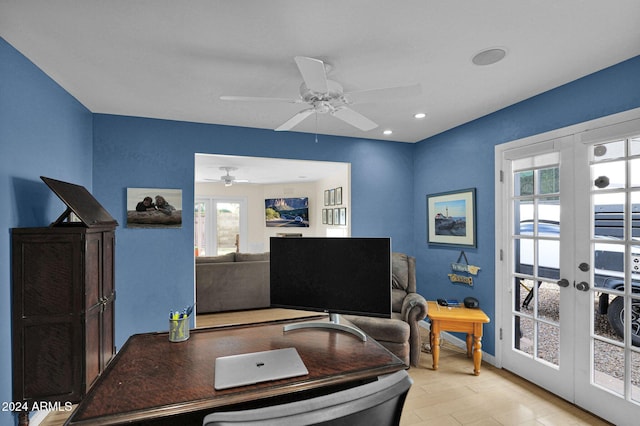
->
{"left": 495, "top": 106, "right": 640, "bottom": 369}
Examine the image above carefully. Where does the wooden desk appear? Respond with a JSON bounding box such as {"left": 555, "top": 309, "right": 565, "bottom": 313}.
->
{"left": 64, "top": 317, "right": 405, "bottom": 425}
{"left": 426, "top": 301, "right": 490, "bottom": 375}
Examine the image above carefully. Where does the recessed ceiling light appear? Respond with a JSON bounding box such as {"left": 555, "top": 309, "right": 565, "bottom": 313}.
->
{"left": 472, "top": 48, "right": 507, "bottom": 66}
{"left": 414, "top": 112, "right": 426, "bottom": 119}
{"left": 383, "top": 129, "right": 393, "bottom": 135}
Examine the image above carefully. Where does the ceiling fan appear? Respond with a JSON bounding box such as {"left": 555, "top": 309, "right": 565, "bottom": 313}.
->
{"left": 220, "top": 56, "right": 420, "bottom": 132}
{"left": 205, "top": 167, "right": 249, "bottom": 187}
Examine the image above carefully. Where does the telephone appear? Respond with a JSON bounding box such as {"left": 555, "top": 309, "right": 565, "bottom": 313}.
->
{"left": 436, "top": 298, "right": 460, "bottom": 307}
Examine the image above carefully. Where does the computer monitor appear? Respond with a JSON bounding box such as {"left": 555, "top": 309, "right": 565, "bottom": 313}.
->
{"left": 270, "top": 237, "right": 392, "bottom": 340}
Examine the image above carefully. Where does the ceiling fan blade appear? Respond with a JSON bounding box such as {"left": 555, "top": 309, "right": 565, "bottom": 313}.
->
{"left": 294, "top": 56, "right": 329, "bottom": 93}
{"left": 220, "top": 95, "right": 301, "bottom": 103}
{"left": 275, "top": 109, "right": 315, "bottom": 131}
{"left": 344, "top": 83, "right": 421, "bottom": 104}
{"left": 331, "top": 107, "right": 378, "bottom": 131}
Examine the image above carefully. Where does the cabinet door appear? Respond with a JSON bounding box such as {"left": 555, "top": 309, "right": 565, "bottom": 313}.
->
{"left": 12, "top": 232, "right": 84, "bottom": 403}
{"left": 101, "top": 231, "right": 116, "bottom": 369}
{"left": 84, "top": 233, "right": 103, "bottom": 389}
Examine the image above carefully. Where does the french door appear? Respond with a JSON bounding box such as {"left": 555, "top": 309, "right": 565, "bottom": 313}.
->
{"left": 194, "top": 197, "right": 247, "bottom": 256}
{"left": 497, "top": 117, "right": 640, "bottom": 424}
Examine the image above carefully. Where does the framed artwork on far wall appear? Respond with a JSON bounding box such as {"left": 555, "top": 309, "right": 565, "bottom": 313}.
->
{"left": 335, "top": 187, "right": 342, "bottom": 205}
{"left": 426, "top": 188, "right": 476, "bottom": 247}
{"left": 339, "top": 207, "right": 346, "bottom": 225}
{"left": 126, "top": 188, "right": 182, "bottom": 229}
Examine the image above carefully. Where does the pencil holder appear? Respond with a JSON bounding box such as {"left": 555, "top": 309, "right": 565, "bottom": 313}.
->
{"left": 169, "top": 316, "right": 190, "bottom": 342}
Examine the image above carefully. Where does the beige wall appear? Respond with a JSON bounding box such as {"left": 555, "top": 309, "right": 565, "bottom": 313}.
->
{"left": 195, "top": 164, "right": 349, "bottom": 253}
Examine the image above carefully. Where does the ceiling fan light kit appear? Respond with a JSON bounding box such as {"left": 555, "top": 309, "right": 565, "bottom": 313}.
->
{"left": 205, "top": 166, "right": 250, "bottom": 187}
{"left": 220, "top": 56, "right": 420, "bottom": 133}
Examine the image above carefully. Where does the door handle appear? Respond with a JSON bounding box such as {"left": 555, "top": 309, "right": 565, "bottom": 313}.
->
{"left": 557, "top": 278, "right": 570, "bottom": 287}
{"left": 575, "top": 281, "right": 590, "bottom": 291}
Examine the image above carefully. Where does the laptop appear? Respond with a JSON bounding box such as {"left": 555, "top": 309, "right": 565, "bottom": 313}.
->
{"left": 214, "top": 347, "right": 309, "bottom": 390}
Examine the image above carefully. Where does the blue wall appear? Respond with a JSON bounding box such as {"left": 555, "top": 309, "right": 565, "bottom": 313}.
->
{"left": 92, "top": 115, "right": 416, "bottom": 348}
{"left": 0, "top": 37, "right": 93, "bottom": 426}
{"left": 413, "top": 56, "right": 640, "bottom": 356}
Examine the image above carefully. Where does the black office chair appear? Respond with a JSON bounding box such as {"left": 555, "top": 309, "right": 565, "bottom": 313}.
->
{"left": 202, "top": 370, "right": 413, "bottom": 426}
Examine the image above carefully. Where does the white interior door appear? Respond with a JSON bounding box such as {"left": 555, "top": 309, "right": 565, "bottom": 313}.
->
{"left": 496, "top": 118, "right": 640, "bottom": 424}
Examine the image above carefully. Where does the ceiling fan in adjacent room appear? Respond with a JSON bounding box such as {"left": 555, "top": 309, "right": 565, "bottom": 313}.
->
{"left": 205, "top": 167, "right": 249, "bottom": 187}
{"left": 220, "top": 56, "right": 421, "bottom": 132}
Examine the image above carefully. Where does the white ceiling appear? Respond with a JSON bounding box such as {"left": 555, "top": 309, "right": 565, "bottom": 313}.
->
{"left": 194, "top": 154, "right": 348, "bottom": 184}
{"left": 2, "top": 1, "right": 640, "bottom": 146}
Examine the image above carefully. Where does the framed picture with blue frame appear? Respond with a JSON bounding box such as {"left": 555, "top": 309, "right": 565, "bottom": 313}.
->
{"left": 426, "top": 188, "right": 476, "bottom": 247}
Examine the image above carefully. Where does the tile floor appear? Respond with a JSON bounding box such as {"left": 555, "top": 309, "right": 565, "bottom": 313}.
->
{"left": 39, "top": 309, "right": 611, "bottom": 426}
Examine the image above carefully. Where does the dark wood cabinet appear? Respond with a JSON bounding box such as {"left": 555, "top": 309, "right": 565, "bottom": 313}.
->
{"left": 11, "top": 227, "right": 116, "bottom": 411}
{"left": 11, "top": 177, "right": 118, "bottom": 425}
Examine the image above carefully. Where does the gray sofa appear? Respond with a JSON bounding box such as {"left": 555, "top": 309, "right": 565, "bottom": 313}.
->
{"left": 196, "top": 252, "right": 270, "bottom": 314}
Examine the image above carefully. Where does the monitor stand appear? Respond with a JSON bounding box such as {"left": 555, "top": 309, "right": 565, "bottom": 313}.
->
{"left": 283, "top": 313, "right": 367, "bottom": 341}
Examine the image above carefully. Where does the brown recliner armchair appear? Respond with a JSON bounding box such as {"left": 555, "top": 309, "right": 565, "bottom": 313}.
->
{"left": 345, "top": 252, "right": 428, "bottom": 367}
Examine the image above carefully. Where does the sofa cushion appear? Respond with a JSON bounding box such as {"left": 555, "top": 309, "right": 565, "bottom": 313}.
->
{"left": 235, "top": 252, "right": 270, "bottom": 262}
{"left": 196, "top": 252, "right": 236, "bottom": 264}
{"left": 196, "top": 260, "right": 270, "bottom": 313}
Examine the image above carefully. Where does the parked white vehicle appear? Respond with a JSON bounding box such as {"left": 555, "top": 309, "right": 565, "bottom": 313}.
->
{"left": 517, "top": 203, "right": 640, "bottom": 344}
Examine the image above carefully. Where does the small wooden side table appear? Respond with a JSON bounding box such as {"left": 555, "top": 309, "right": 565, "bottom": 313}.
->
{"left": 426, "top": 300, "right": 490, "bottom": 375}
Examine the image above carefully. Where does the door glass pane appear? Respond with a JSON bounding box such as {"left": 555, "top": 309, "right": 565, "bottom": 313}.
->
{"left": 516, "top": 316, "right": 534, "bottom": 357}
{"left": 593, "top": 293, "right": 622, "bottom": 342}
{"left": 630, "top": 136, "right": 640, "bottom": 156}
{"left": 538, "top": 240, "right": 559, "bottom": 280}
{"left": 216, "top": 202, "right": 240, "bottom": 255}
{"left": 539, "top": 197, "right": 560, "bottom": 236}
{"left": 537, "top": 282, "right": 560, "bottom": 325}
{"left": 515, "top": 238, "right": 534, "bottom": 276}
{"left": 631, "top": 297, "right": 640, "bottom": 347}
{"left": 539, "top": 168, "right": 560, "bottom": 195}
{"left": 593, "top": 192, "right": 625, "bottom": 239}
{"left": 633, "top": 192, "right": 640, "bottom": 241}
{"left": 593, "top": 339, "right": 625, "bottom": 396}
{"left": 518, "top": 278, "right": 535, "bottom": 309}
{"left": 592, "top": 161, "right": 626, "bottom": 190}
{"left": 514, "top": 199, "right": 529, "bottom": 236}
{"left": 631, "top": 158, "right": 640, "bottom": 187}
{"left": 594, "top": 243, "right": 625, "bottom": 284}
{"left": 515, "top": 170, "right": 534, "bottom": 196}
{"left": 632, "top": 349, "right": 640, "bottom": 404}
{"left": 538, "top": 321, "right": 559, "bottom": 366}
{"left": 194, "top": 201, "right": 207, "bottom": 257}
{"left": 592, "top": 140, "right": 626, "bottom": 162}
